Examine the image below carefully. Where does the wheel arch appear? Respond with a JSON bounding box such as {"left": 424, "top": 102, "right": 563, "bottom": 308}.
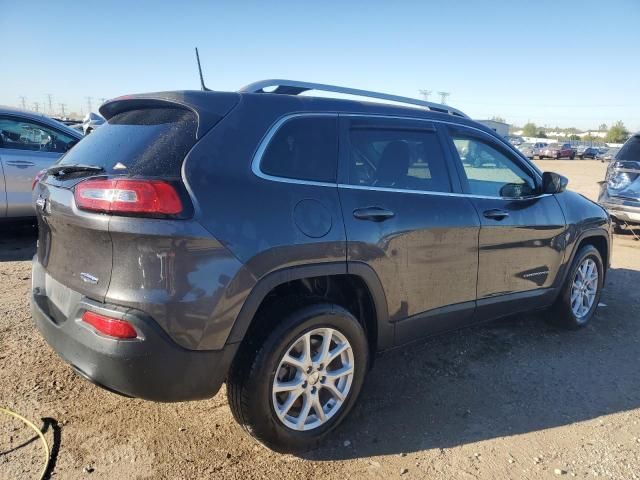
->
{"left": 226, "top": 262, "right": 393, "bottom": 352}
{"left": 558, "top": 228, "right": 610, "bottom": 287}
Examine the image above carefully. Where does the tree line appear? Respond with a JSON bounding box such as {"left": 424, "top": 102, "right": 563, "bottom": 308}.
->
{"left": 516, "top": 121, "right": 630, "bottom": 143}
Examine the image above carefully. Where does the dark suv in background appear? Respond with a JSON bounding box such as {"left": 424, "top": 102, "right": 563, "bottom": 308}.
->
{"left": 31, "top": 80, "right": 611, "bottom": 452}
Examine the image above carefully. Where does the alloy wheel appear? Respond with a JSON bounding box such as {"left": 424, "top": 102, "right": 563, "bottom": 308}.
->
{"left": 570, "top": 258, "right": 598, "bottom": 320}
{"left": 271, "top": 328, "right": 355, "bottom": 431}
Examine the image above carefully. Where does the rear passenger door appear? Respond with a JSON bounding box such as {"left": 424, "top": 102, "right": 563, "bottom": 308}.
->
{"left": 337, "top": 116, "right": 481, "bottom": 345}
{"left": 444, "top": 125, "right": 566, "bottom": 318}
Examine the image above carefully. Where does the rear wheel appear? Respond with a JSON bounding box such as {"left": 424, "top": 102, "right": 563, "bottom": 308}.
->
{"left": 550, "top": 245, "right": 603, "bottom": 329}
{"left": 227, "top": 302, "right": 369, "bottom": 452}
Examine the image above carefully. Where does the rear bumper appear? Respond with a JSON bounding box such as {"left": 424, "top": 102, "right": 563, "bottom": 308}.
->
{"left": 31, "top": 260, "right": 238, "bottom": 402}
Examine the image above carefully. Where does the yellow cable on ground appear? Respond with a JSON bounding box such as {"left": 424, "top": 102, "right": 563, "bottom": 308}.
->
{"left": 1, "top": 407, "right": 50, "bottom": 480}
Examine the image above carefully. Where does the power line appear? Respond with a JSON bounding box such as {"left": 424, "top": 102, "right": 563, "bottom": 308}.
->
{"left": 438, "top": 91, "right": 450, "bottom": 104}
{"left": 19, "top": 96, "right": 27, "bottom": 109}
{"left": 419, "top": 89, "right": 432, "bottom": 101}
{"left": 85, "top": 96, "right": 93, "bottom": 114}
{"left": 59, "top": 103, "right": 66, "bottom": 117}
{"left": 32, "top": 102, "right": 40, "bottom": 113}
{"left": 46, "top": 94, "right": 53, "bottom": 113}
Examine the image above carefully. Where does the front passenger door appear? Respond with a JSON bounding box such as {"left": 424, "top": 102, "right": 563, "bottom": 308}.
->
{"left": 446, "top": 127, "right": 566, "bottom": 317}
{"left": 0, "top": 116, "right": 76, "bottom": 217}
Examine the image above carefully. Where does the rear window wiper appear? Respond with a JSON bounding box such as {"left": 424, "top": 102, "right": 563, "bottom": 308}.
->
{"left": 47, "top": 164, "right": 105, "bottom": 177}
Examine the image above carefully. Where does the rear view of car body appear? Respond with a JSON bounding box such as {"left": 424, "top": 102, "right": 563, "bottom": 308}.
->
{"left": 598, "top": 134, "right": 640, "bottom": 225}
{"left": 31, "top": 92, "right": 246, "bottom": 401}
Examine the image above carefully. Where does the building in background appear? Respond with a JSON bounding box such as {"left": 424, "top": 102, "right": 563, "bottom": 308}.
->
{"left": 477, "top": 119, "right": 510, "bottom": 138}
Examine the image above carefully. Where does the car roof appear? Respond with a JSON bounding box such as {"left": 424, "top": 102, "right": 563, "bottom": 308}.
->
{"left": 101, "top": 89, "right": 503, "bottom": 142}
{"left": 0, "top": 105, "right": 83, "bottom": 139}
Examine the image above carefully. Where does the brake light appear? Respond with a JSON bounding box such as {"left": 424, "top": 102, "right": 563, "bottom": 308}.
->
{"left": 74, "top": 179, "right": 182, "bottom": 215}
{"left": 32, "top": 169, "right": 47, "bottom": 190}
{"left": 81, "top": 311, "right": 138, "bottom": 339}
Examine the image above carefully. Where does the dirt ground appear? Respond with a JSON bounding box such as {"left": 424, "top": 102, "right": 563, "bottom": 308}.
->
{"left": 1, "top": 160, "right": 639, "bottom": 480}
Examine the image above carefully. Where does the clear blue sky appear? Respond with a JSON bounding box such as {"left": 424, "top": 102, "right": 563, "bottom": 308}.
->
{"left": 2, "top": 0, "right": 638, "bottom": 130}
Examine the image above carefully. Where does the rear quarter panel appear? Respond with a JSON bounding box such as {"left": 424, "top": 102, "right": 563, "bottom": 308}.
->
{"left": 182, "top": 95, "right": 348, "bottom": 349}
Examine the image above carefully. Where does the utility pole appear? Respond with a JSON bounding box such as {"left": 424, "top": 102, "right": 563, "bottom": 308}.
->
{"left": 59, "top": 103, "right": 66, "bottom": 117}
{"left": 85, "top": 96, "right": 93, "bottom": 114}
{"left": 437, "top": 92, "right": 450, "bottom": 104}
{"left": 33, "top": 102, "right": 40, "bottom": 112}
{"left": 19, "top": 96, "right": 27, "bottom": 109}
{"left": 419, "top": 89, "right": 432, "bottom": 101}
{"left": 46, "top": 94, "right": 53, "bottom": 113}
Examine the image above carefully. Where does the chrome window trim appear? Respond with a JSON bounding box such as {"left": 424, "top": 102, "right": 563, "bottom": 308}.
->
{"left": 251, "top": 112, "right": 339, "bottom": 188}
{"left": 335, "top": 183, "right": 552, "bottom": 201}
{"left": 251, "top": 112, "right": 547, "bottom": 200}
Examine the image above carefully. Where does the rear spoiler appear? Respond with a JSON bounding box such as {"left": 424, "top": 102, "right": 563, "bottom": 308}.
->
{"left": 100, "top": 91, "right": 239, "bottom": 139}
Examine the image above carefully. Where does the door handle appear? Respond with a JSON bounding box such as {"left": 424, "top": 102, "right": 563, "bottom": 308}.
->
{"left": 483, "top": 209, "right": 509, "bottom": 220}
{"left": 6, "top": 160, "right": 36, "bottom": 167}
{"left": 353, "top": 206, "right": 395, "bottom": 222}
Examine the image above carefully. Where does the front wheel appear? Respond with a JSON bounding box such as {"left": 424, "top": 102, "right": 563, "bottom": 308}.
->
{"left": 227, "top": 302, "right": 369, "bottom": 452}
{"left": 550, "top": 245, "right": 603, "bottom": 329}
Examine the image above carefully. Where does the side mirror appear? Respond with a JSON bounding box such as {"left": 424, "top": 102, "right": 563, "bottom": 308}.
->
{"left": 542, "top": 171, "right": 568, "bottom": 194}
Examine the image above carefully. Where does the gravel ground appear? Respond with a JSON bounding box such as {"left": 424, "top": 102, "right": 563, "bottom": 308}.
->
{"left": 1, "top": 160, "right": 639, "bottom": 480}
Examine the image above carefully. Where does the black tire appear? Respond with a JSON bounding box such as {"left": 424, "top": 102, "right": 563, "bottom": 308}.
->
{"left": 570, "top": 154, "right": 575, "bottom": 160}
{"left": 227, "top": 301, "right": 369, "bottom": 452}
{"left": 550, "top": 245, "right": 603, "bottom": 329}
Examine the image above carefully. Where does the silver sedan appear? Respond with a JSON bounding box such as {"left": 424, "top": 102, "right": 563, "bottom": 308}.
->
{"left": 0, "top": 106, "right": 83, "bottom": 218}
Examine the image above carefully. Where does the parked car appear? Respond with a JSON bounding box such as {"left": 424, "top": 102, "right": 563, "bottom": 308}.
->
{"left": 598, "top": 134, "right": 640, "bottom": 229}
{"left": 578, "top": 147, "right": 599, "bottom": 159}
{"left": 0, "top": 106, "right": 83, "bottom": 219}
{"left": 82, "top": 112, "right": 105, "bottom": 134}
{"left": 31, "top": 80, "right": 612, "bottom": 452}
{"left": 539, "top": 143, "right": 576, "bottom": 159}
{"left": 506, "top": 135, "right": 524, "bottom": 146}
{"left": 598, "top": 147, "right": 620, "bottom": 162}
{"left": 518, "top": 141, "right": 548, "bottom": 159}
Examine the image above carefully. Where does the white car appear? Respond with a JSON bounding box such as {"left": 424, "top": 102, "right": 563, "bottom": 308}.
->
{"left": 0, "top": 106, "right": 83, "bottom": 218}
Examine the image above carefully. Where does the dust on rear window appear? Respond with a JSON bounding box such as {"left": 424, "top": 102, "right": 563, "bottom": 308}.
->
{"left": 59, "top": 107, "right": 197, "bottom": 177}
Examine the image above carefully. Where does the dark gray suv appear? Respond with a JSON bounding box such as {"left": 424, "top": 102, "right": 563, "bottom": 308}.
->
{"left": 31, "top": 80, "right": 612, "bottom": 452}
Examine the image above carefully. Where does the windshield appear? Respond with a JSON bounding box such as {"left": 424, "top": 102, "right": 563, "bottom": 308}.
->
{"left": 617, "top": 136, "right": 640, "bottom": 162}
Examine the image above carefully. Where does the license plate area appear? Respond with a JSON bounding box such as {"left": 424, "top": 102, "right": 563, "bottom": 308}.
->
{"left": 45, "top": 273, "right": 80, "bottom": 318}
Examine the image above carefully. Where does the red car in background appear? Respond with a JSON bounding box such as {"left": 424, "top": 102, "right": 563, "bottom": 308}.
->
{"left": 539, "top": 143, "right": 576, "bottom": 159}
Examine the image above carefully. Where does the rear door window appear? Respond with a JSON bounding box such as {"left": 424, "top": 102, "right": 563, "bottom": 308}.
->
{"left": 345, "top": 120, "right": 452, "bottom": 193}
{"left": 58, "top": 107, "right": 198, "bottom": 177}
{"left": 259, "top": 116, "right": 338, "bottom": 183}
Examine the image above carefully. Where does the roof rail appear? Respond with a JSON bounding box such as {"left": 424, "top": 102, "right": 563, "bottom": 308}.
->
{"left": 239, "top": 79, "right": 469, "bottom": 119}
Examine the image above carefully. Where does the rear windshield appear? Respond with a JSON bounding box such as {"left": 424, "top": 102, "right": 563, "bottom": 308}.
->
{"left": 59, "top": 107, "right": 197, "bottom": 177}
{"left": 617, "top": 136, "right": 640, "bottom": 162}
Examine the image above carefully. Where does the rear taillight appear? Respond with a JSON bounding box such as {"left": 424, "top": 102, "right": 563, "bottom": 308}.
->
{"left": 81, "top": 311, "right": 138, "bottom": 339}
{"left": 32, "top": 169, "right": 47, "bottom": 190}
{"left": 74, "top": 179, "right": 182, "bottom": 215}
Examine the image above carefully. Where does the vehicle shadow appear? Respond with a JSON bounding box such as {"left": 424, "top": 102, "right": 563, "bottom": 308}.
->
{"left": 0, "top": 222, "right": 37, "bottom": 262}
{"left": 304, "top": 266, "right": 640, "bottom": 460}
